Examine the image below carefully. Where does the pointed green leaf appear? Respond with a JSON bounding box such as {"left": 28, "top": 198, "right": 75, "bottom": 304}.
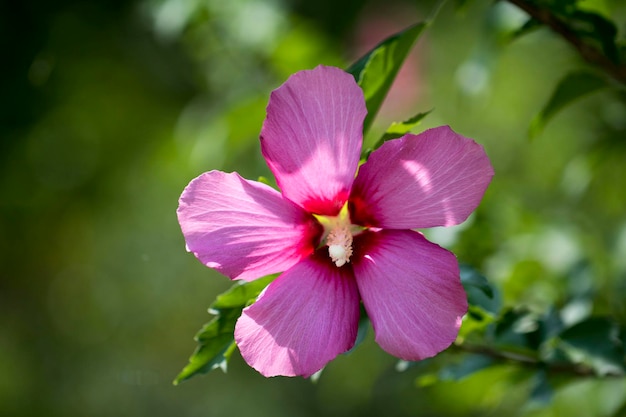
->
{"left": 382, "top": 110, "right": 432, "bottom": 139}
{"left": 174, "top": 276, "right": 276, "bottom": 384}
{"left": 363, "top": 110, "right": 432, "bottom": 159}
{"left": 347, "top": 22, "right": 429, "bottom": 134}
{"left": 211, "top": 274, "right": 276, "bottom": 311}
{"left": 173, "top": 309, "right": 240, "bottom": 385}
{"left": 530, "top": 71, "right": 609, "bottom": 138}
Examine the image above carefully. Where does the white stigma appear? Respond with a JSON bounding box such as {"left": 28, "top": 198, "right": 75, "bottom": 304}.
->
{"left": 326, "top": 226, "right": 353, "bottom": 267}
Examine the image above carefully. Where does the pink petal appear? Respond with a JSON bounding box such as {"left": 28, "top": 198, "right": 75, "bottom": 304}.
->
{"left": 260, "top": 65, "right": 366, "bottom": 215}
{"left": 352, "top": 229, "right": 467, "bottom": 361}
{"left": 177, "top": 171, "right": 322, "bottom": 281}
{"left": 235, "top": 253, "right": 360, "bottom": 377}
{"left": 349, "top": 126, "right": 494, "bottom": 228}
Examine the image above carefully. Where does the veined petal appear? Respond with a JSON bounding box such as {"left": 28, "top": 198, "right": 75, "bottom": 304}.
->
{"left": 177, "top": 171, "right": 322, "bottom": 281}
{"left": 352, "top": 229, "right": 467, "bottom": 361}
{"left": 260, "top": 65, "right": 366, "bottom": 216}
{"left": 349, "top": 126, "right": 494, "bottom": 228}
{"left": 235, "top": 253, "right": 360, "bottom": 377}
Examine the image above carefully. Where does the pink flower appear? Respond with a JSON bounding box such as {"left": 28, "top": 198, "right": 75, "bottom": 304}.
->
{"left": 177, "top": 65, "right": 494, "bottom": 377}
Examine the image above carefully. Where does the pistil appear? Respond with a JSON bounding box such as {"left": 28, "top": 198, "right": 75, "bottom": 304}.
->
{"left": 326, "top": 226, "right": 353, "bottom": 267}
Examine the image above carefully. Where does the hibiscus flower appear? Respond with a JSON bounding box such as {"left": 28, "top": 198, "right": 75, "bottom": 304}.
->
{"left": 177, "top": 65, "right": 494, "bottom": 377}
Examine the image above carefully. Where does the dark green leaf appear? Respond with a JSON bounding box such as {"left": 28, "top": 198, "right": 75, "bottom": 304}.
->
{"left": 174, "top": 276, "right": 276, "bottom": 384}
{"left": 529, "top": 369, "right": 553, "bottom": 405}
{"left": 530, "top": 71, "right": 608, "bottom": 138}
{"left": 438, "top": 354, "right": 496, "bottom": 381}
{"left": 460, "top": 264, "right": 494, "bottom": 299}
{"left": 460, "top": 264, "right": 500, "bottom": 315}
{"left": 493, "top": 308, "right": 543, "bottom": 354}
{"left": 508, "top": 18, "right": 542, "bottom": 42}
{"left": 557, "top": 317, "right": 625, "bottom": 376}
{"left": 569, "top": 10, "right": 619, "bottom": 63}
{"left": 347, "top": 22, "right": 428, "bottom": 134}
{"left": 346, "top": 304, "right": 369, "bottom": 355}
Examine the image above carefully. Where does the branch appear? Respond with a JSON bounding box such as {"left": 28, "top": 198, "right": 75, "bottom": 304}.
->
{"left": 506, "top": 0, "right": 626, "bottom": 85}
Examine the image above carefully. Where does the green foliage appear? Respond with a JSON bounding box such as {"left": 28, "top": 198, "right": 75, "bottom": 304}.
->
{"left": 460, "top": 264, "right": 498, "bottom": 314}
{"left": 513, "top": 0, "right": 622, "bottom": 67}
{"left": 530, "top": 71, "right": 609, "bottom": 137}
{"left": 174, "top": 275, "right": 276, "bottom": 384}
{"left": 556, "top": 317, "right": 625, "bottom": 376}
{"left": 505, "top": 0, "right": 626, "bottom": 139}
{"left": 347, "top": 22, "right": 428, "bottom": 134}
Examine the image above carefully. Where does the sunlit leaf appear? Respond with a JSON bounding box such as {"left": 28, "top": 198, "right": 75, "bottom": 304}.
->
{"left": 530, "top": 71, "right": 608, "bottom": 138}
{"left": 362, "top": 110, "right": 432, "bottom": 159}
{"left": 347, "top": 22, "right": 428, "bottom": 134}
{"left": 211, "top": 275, "right": 276, "bottom": 311}
{"left": 173, "top": 275, "right": 276, "bottom": 384}
{"left": 173, "top": 309, "right": 239, "bottom": 385}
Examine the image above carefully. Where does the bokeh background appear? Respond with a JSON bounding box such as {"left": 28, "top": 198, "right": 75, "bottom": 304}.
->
{"left": 2, "top": 0, "right": 626, "bottom": 416}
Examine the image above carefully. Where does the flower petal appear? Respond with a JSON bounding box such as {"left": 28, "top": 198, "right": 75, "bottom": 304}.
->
{"left": 349, "top": 126, "right": 494, "bottom": 228}
{"left": 260, "top": 65, "right": 366, "bottom": 215}
{"left": 177, "top": 171, "right": 322, "bottom": 281}
{"left": 352, "top": 229, "right": 467, "bottom": 361}
{"left": 235, "top": 253, "right": 360, "bottom": 377}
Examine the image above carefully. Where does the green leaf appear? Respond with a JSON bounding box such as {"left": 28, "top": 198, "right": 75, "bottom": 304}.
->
{"left": 569, "top": 10, "right": 619, "bottom": 63}
{"left": 493, "top": 308, "right": 543, "bottom": 355}
{"left": 530, "top": 71, "right": 609, "bottom": 138}
{"left": 438, "top": 354, "right": 496, "bottom": 382}
{"left": 416, "top": 353, "right": 496, "bottom": 387}
{"left": 173, "top": 310, "right": 240, "bottom": 385}
{"left": 211, "top": 274, "right": 276, "bottom": 311}
{"left": 528, "top": 369, "right": 553, "bottom": 405}
{"left": 460, "top": 264, "right": 494, "bottom": 299}
{"left": 557, "top": 317, "right": 625, "bottom": 376}
{"left": 347, "top": 22, "right": 429, "bottom": 134}
{"left": 508, "top": 18, "right": 542, "bottom": 42}
{"left": 363, "top": 110, "right": 432, "bottom": 159}
{"left": 460, "top": 264, "right": 500, "bottom": 315}
{"left": 173, "top": 275, "right": 276, "bottom": 385}
{"left": 381, "top": 110, "right": 432, "bottom": 140}
{"left": 345, "top": 305, "right": 370, "bottom": 355}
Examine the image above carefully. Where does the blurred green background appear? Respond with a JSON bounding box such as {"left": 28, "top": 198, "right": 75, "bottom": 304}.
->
{"left": 2, "top": 0, "right": 626, "bottom": 416}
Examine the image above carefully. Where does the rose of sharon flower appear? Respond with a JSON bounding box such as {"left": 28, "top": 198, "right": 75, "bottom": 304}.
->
{"left": 177, "top": 65, "right": 494, "bottom": 377}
